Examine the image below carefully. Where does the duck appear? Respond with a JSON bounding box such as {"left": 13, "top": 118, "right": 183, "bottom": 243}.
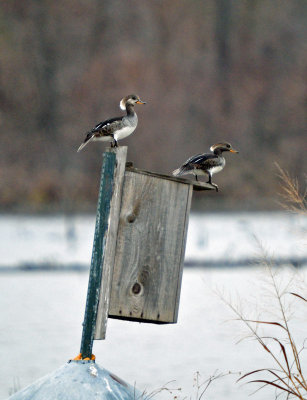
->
{"left": 172, "top": 142, "right": 238, "bottom": 191}
{"left": 77, "top": 94, "right": 146, "bottom": 152}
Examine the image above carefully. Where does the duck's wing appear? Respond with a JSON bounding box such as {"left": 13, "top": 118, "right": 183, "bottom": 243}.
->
{"left": 181, "top": 153, "right": 204, "bottom": 167}
{"left": 91, "top": 116, "right": 124, "bottom": 137}
{"left": 193, "top": 154, "right": 223, "bottom": 171}
{"left": 173, "top": 153, "right": 213, "bottom": 176}
{"left": 183, "top": 153, "right": 217, "bottom": 167}
{"left": 77, "top": 116, "right": 124, "bottom": 152}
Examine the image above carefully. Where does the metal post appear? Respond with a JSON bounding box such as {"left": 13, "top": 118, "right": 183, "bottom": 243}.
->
{"left": 80, "top": 150, "right": 117, "bottom": 359}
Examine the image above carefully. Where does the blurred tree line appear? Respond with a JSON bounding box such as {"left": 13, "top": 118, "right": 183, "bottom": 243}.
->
{"left": 0, "top": 0, "right": 306, "bottom": 212}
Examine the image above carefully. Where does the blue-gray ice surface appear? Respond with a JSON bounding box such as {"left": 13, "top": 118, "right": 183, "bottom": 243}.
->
{"left": 8, "top": 360, "right": 140, "bottom": 400}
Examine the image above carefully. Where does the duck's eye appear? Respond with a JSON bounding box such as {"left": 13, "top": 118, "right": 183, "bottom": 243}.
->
{"left": 226, "top": 144, "right": 230, "bottom": 148}
{"left": 132, "top": 96, "right": 137, "bottom": 100}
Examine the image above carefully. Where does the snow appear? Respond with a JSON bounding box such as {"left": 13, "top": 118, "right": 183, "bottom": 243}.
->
{"left": 8, "top": 361, "right": 140, "bottom": 400}
{"left": 1, "top": 212, "right": 306, "bottom": 399}
{"left": 0, "top": 212, "right": 306, "bottom": 269}
{"left": 1, "top": 267, "right": 306, "bottom": 400}
{"left": 186, "top": 211, "right": 306, "bottom": 264}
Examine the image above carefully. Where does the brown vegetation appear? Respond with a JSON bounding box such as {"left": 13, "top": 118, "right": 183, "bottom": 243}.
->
{"left": 222, "top": 167, "right": 307, "bottom": 398}
{"left": 228, "top": 266, "right": 307, "bottom": 399}
{"left": 0, "top": 1, "right": 306, "bottom": 212}
{"left": 275, "top": 163, "right": 307, "bottom": 214}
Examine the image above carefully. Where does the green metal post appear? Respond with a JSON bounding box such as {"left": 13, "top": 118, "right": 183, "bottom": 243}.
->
{"left": 80, "top": 150, "right": 117, "bottom": 359}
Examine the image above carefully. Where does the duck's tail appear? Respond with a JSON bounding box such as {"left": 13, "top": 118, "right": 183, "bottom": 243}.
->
{"left": 77, "top": 132, "right": 95, "bottom": 152}
{"left": 172, "top": 166, "right": 188, "bottom": 176}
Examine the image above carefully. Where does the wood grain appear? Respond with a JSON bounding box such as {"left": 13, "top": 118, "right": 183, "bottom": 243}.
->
{"left": 108, "top": 169, "right": 192, "bottom": 323}
{"left": 126, "top": 166, "right": 215, "bottom": 191}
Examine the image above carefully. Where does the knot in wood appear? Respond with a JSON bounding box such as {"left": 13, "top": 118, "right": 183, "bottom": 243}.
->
{"left": 127, "top": 200, "right": 141, "bottom": 223}
{"left": 131, "top": 282, "right": 142, "bottom": 295}
{"left": 127, "top": 213, "right": 136, "bottom": 223}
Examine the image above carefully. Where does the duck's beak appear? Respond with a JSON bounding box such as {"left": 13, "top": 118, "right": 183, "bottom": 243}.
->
{"left": 136, "top": 100, "right": 146, "bottom": 105}
{"left": 230, "top": 148, "right": 239, "bottom": 153}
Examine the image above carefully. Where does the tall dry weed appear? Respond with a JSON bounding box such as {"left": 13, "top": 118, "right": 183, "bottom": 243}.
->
{"left": 225, "top": 164, "right": 307, "bottom": 399}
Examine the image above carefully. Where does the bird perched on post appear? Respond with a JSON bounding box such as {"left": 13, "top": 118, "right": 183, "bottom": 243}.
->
{"left": 172, "top": 142, "right": 238, "bottom": 191}
{"left": 77, "top": 94, "right": 146, "bottom": 152}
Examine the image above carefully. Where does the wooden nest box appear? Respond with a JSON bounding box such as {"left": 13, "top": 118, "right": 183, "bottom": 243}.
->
{"left": 87, "top": 147, "right": 214, "bottom": 340}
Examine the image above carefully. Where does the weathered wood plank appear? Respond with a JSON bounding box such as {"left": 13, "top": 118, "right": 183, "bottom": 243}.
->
{"left": 126, "top": 166, "right": 215, "bottom": 191}
{"left": 108, "top": 169, "right": 192, "bottom": 323}
{"left": 94, "top": 146, "right": 127, "bottom": 340}
{"left": 173, "top": 183, "right": 192, "bottom": 321}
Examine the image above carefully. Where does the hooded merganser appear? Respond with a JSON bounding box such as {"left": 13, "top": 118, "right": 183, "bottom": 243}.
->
{"left": 77, "top": 94, "right": 146, "bottom": 151}
{"left": 172, "top": 142, "right": 239, "bottom": 191}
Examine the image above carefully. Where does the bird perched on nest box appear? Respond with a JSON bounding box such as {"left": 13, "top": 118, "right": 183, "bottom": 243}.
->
{"left": 77, "top": 94, "right": 146, "bottom": 151}
{"left": 172, "top": 142, "right": 238, "bottom": 191}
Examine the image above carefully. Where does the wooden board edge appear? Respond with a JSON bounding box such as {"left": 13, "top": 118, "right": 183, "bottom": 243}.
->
{"left": 125, "top": 166, "right": 215, "bottom": 191}
{"left": 173, "top": 184, "right": 193, "bottom": 322}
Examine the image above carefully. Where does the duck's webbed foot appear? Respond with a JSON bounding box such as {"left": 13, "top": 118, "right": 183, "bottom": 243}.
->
{"left": 206, "top": 175, "right": 218, "bottom": 191}
{"left": 212, "top": 183, "right": 219, "bottom": 192}
{"left": 110, "top": 138, "right": 118, "bottom": 148}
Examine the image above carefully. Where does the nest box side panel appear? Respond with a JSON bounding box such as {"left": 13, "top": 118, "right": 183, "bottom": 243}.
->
{"left": 108, "top": 170, "right": 192, "bottom": 323}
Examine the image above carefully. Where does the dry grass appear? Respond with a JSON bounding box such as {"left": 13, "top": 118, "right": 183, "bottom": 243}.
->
{"left": 225, "top": 263, "right": 307, "bottom": 399}
{"left": 275, "top": 162, "right": 306, "bottom": 214}
{"left": 222, "top": 164, "right": 307, "bottom": 399}
{"left": 134, "top": 380, "right": 181, "bottom": 399}
{"left": 189, "top": 371, "right": 237, "bottom": 400}
{"left": 135, "top": 371, "right": 238, "bottom": 400}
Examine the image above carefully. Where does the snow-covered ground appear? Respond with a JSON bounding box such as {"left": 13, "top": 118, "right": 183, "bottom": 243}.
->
{"left": 1, "top": 267, "right": 306, "bottom": 400}
{"left": 0, "top": 212, "right": 306, "bottom": 400}
{"left": 1, "top": 212, "right": 306, "bottom": 269}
